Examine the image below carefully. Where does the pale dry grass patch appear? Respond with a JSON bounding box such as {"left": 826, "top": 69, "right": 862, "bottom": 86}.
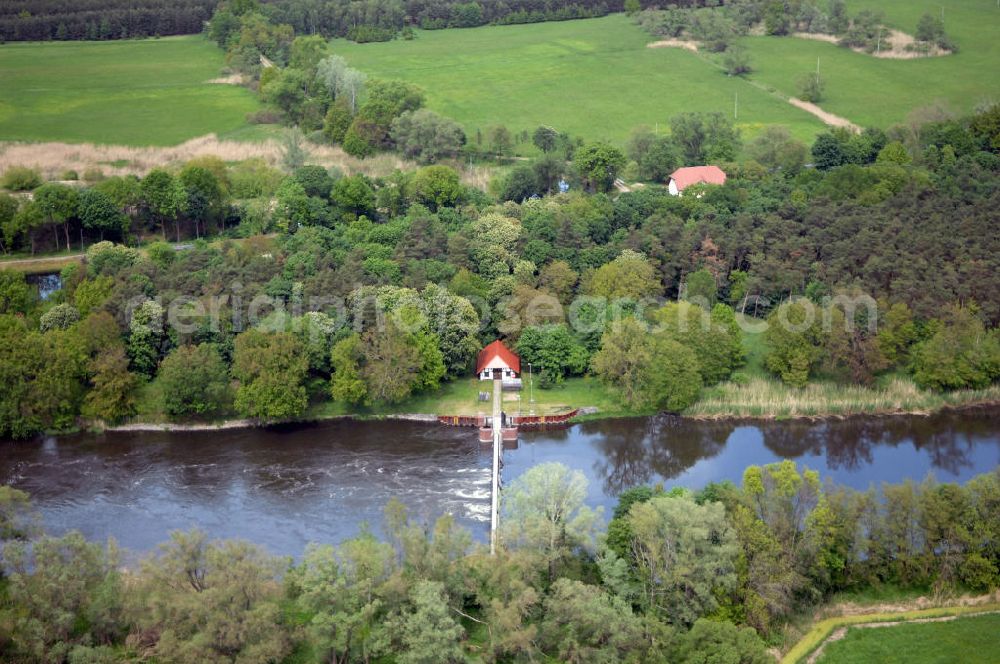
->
{"left": 791, "top": 29, "right": 952, "bottom": 59}
{"left": 0, "top": 134, "right": 490, "bottom": 187}
{"left": 206, "top": 74, "right": 247, "bottom": 85}
{"left": 646, "top": 39, "right": 700, "bottom": 52}
{"left": 687, "top": 376, "right": 1000, "bottom": 419}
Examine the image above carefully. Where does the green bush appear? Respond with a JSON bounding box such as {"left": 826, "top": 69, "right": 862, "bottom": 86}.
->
{"left": 1, "top": 166, "right": 43, "bottom": 191}
{"left": 82, "top": 167, "right": 105, "bottom": 183}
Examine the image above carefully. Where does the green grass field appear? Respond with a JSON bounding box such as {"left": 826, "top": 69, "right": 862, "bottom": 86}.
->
{"left": 742, "top": 0, "right": 1000, "bottom": 130}
{"left": 1, "top": 1, "right": 993, "bottom": 148}
{"left": 335, "top": 1, "right": 998, "bottom": 146}
{"left": 816, "top": 612, "right": 1000, "bottom": 663}
{"left": 0, "top": 36, "right": 259, "bottom": 146}
{"left": 333, "top": 15, "right": 827, "bottom": 145}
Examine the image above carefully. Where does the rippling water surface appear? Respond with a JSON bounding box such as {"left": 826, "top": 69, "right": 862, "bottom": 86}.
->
{"left": 2, "top": 408, "right": 998, "bottom": 557}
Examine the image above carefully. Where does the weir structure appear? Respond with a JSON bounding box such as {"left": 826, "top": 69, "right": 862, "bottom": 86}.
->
{"left": 490, "top": 376, "right": 502, "bottom": 555}
{"left": 485, "top": 375, "right": 520, "bottom": 553}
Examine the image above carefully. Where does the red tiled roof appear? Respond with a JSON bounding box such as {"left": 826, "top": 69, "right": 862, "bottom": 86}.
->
{"left": 668, "top": 165, "right": 727, "bottom": 191}
{"left": 476, "top": 340, "right": 521, "bottom": 375}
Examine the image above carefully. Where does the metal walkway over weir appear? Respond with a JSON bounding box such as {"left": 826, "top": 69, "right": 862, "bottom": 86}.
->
{"left": 490, "top": 377, "right": 502, "bottom": 554}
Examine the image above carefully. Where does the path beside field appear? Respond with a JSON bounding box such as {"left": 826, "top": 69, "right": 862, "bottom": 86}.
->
{"left": 647, "top": 36, "right": 861, "bottom": 132}
{"left": 806, "top": 611, "right": 1000, "bottom": 664}
{"left": 786, "top": 97, "right": 860, "bottom": 131}
{"left": 783, "top": 591, "right": 1000, "bottom": 664}
{"left": 0, "top": 253, "right": 84, "bottom": 266}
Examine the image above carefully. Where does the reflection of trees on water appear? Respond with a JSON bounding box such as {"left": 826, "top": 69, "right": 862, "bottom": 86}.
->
{"left": 878, "top": 412, "right": 982, "bottom": 476}
{"left": 583, "top": 418, "right": 656, "bottom": 492}
{"left": 584, "top": 416, "right": 735, "bottom": 495}
{"left": 584, "top": 408, "right": 1000, "bottom": 497}
{"left": 760, "top": 409, "right": 995, "bottom": 475}
{"left": 757, "top": 419, "right": 893, "bottom": 472}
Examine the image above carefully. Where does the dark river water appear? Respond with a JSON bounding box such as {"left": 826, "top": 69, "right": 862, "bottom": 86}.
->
{"left": 2, "top": 408, "right": 999, "bottom": 558}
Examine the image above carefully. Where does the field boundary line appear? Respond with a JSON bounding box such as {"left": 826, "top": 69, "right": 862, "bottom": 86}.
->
{"left": 781, "top": 601, "right": 1000, "bottom": 664}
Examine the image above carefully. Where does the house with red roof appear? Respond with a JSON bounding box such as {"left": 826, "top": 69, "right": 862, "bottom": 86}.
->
{"left": 667, "top": 165, "right": 727, "bottom": 196}
{"left": 476, "top": 340, "right": 521, "bottom": 381}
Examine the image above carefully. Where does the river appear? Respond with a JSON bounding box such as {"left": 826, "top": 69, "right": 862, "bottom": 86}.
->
{"left": 2, "top": 408, "right": 999, "bottom": 558}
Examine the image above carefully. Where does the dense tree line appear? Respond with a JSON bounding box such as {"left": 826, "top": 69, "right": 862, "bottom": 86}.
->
{"left": 0, "top": 0, "right": 218, "bottom": 41}
{"left": 1, "top": 105, "right": 999, "bottom": 437}
{"left": 252, "top": 0, "right": 712, "bottom": 41}
{"left": 0, "top": 0, "right": 718, "bottom": 43}
{"left": 2, "top": 461, "right": 998, "bottom": 661}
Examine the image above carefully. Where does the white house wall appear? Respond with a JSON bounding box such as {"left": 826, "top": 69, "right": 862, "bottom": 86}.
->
{"left": 478, "top": 356, "right": 518, "bottom": 380}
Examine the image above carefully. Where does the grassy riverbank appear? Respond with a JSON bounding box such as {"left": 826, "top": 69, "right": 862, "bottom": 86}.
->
{"left": 684, "top": 318, "right": 1000, "bottom": 419}
{"left": 133, "top": 377, "right": 649, "bottom": 424}
{"left": 128, "top": 375, "right": 645, "bottom": 430}
{"left": 304, "top": 376, "right": 643, "bottom": 421}
{"left": 686, "top": 376, "right": 1000, "bottom": 420}
{"left": 124, "top": 369, "right": 999, "bottom": 434}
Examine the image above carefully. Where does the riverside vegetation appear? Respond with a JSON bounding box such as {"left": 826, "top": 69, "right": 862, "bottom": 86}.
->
{"left": 2, "top": 461, "right": 1000, "bottom": 662}
{"left": 2, "top": 100, "right": 1000, "bottom": 437}
{"left": 2, "top": 5, "right": 1000, "bottom": 663}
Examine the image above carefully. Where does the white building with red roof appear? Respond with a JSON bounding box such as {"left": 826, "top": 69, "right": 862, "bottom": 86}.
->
{"left": 668, "top": 165, "right": 727, "bottom": 196}
{"left": 476, "top": 340, "right": 521, "bottom": 381}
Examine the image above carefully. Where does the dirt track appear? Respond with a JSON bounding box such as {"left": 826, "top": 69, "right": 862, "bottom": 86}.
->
{"left": 787, "top": 97, "right": 860, "bottom": 131}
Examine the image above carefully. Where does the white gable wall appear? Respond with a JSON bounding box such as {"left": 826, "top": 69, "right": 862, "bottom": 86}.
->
{"left": 478, "top": 356, "right": 517, "bottom": 380}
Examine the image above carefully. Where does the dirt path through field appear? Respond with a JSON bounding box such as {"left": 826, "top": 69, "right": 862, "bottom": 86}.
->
{"left": 645, "top": 37, "right": 861, "bottom": 132}
{"left": 787, "top": 97, "right": 860, "bottom": 131}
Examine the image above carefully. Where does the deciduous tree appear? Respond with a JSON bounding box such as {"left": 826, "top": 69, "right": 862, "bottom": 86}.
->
{"left": 232, "top": 329, "right": 309, "bottom": 420}
{"left": 502, "top": 462, "right": 599, "bottom": 581}
{"left": 628, "top": 494, "right": 738, "bottom": 625}
{"left": 573, "top": 141, "right": 626, "bottom": 193}
{"left": 158, "top": 344, "right": 232, "bottom": 418}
